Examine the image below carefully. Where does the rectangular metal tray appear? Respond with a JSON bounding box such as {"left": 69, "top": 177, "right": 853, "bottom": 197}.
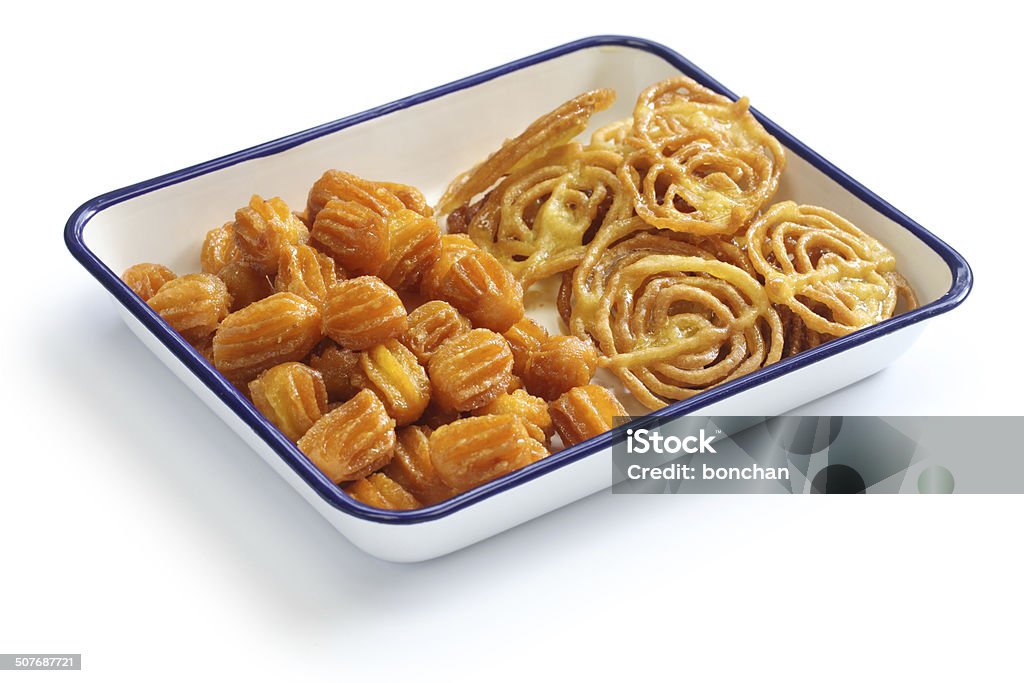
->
{"left": 65, "top": 36, "right": 972, "bottom": 561}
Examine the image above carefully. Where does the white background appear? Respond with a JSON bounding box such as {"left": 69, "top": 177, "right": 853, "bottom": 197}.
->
{"left": 3, "top": 1, "right": 1022, "bottom": 680}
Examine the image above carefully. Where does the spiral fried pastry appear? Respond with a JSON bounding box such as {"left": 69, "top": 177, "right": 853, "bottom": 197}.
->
{"left": 619, "top": 76, "right": 785, "bottom": 236}
{"left": 464, "top": 142, "right": 631, "bottom": 288}
{"left": 438, "top": 88, "right": 616, "bottom": 214}
{"left": 619, "top": 128, "right": 784, "bottom": 236}
{"left": 746, "top": 202, "right": 917, "bottom": 337}
{"left": 571, "top": 220, "right": 783, "bottom": 409}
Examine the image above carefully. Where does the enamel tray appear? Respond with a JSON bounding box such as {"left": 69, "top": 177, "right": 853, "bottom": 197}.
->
{"left": 65, "top": 36, "right": 973, "bottom": 562}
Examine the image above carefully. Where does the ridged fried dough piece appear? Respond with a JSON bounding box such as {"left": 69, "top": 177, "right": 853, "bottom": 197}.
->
{"left": 275, "top": 243, "right": 337, "bottom": 308}
{"left": 377, "top": 209, "right": 442, "bottom": 291}
{"left": 217, "top": 261, "right": 273, "bottom": 312}
{"left": 502, "top": 317, "right": 549, "bottom": 376}
{"left": 427, "top": 329, "right": 514, "bottom": 412}
{"left": 354, "top": 339, "right": 431, "bottom": 426}
{"left": 297, "top": 389, "right": 396, "bottom": 483}
{"left": 305, "top": 169, "right": 407, "bottom": 225}
{"left": 345, "top": 473, "right": 420, "bottom": 510}
{"left": 438, "top": 249, "right": 524, "bottom": 333}
{"left": 122, "top": 263, "right": 177, "bottom": 301}
{"left": 437, "top": 88, "right": 616, "bottom": 214}
{"left": 472, "top": 389, "right": 553, "bottom": 444}
{"left": 400, "top": 300, "right": 472, "bottom": 364}
{"left": 212, "top": 292, "right": 322, "bottom": 383}
{"left": 311, "top": 199, "right": 390, "bottom": 276}
{"left": 148, "top": 273, "right": 231, "bottom": 345}
{"left": 200, "top": 222, "right": 239, "bottom": 274}
{"left": 382, "top": 426, "right": 456, "bottom": 505}
{"left": 248, "top": 362, "right": 328, "bottom": 442}
{"left": 522, "top": 335, "right": 598, "bottom": 401}
{"left": 376, "top": 181, "right": 434, "bottom": 218}
{"left": 421, "top": 234, "right": 478, "bottom": 299}
{"left": 549, "top": 385, "right": 628, "bottom": 447}
{"left": 429, "top": 415, "right": 546, "bottom": 493}
{"left": 322, "top": 276, "right": 408, "bottom": 350}
{"left": 232, "top": 195, "right": 309, "bottom": 274}
{"left": 309, "top": 341, "right": 362, "bottom": 403}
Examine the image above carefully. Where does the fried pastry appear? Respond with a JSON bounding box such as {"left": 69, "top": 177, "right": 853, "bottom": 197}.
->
{"left": 522, "top": 335, "right": 598, "bottom": 401}
{"left": 472, "top": 389, "right": 553, "bottom": 444}
{"left": 217, "top": 261, "right": 274, "bottom": 312}
{"left": 438, "top": 88, "right": 616, "bottom": 214}
{"left": 746, "top": 201, "right": 917, "bottom": 337}
{"left": 427, "top": 329, "right": 514, "bottom": 412}
{"left": 421, "top": 233, "right": 479, "bottom": 299}
{"left": 305, "top": 169, "right": 407, "bottom": 225}
{"left": 502, "top": 316, "right": 549, "bottom": 376}
{"left": 354, "top": 339, "right": 431, "bottom": 426}
{"left": 147, "top": 273, "right": 231, "bottom": 345}
{"left": 311, "top": 199, "right": 390, "bottom": 276}
{"left": 382, "top": 425, "right": 456, "bottom": 505}
{"left": 377, "top": 209, "right": 442, "bottom": 291}
{"left": 200, "top": 221, "right": 240, "bottom": 274}
{"left": 122, "top": 262, "right": 177, "bottom": 301}
{"left": 549, "top": 384, "right": 629, "bottom": 447}
{"left": 462, "top": 142, "right": 631, "bottom": 288}
{"left": 309, "top": 341, "right": 362, "bottom": 403}
{"left": 274, "top": 243, "right": 337, "bottom": 308}
{"left": 323, "top": 276, "right": 408, "bottom": 350}
{"left": 429, "top": 414, "right": 546, "bottom": 493}
{"left": 571, "top": 220, "right": 783, "bottom": 409}
{"left": 400, "top": 300, "right": 473, "bottom": 364}
{"left": 298, "top": 389, "right": 396, "bottom": 483}
{"left": 376, "top": 181, "right": 434, "bottom": 217}
{"left": 437, "top": 249, "right": 524, "bottom": 332}
{"left": 345, "top": 473, "right": 420, "bottom": 510}
{"left": 212, "top": 292, "right": 322, "bottom": 383}
{"left": 248, "top": 362, "right": 328, "bottom": 442}
{"left": 232, "top": 195, "right": 310, "bottom": 274}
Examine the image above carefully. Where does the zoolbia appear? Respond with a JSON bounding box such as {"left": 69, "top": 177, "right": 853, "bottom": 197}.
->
{"left": 626, "top": 428, "right": 717, "bottom": 454}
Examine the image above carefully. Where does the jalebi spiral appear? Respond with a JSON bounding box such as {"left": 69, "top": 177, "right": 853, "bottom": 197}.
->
{"left": 746, "top": 201, "right": 918, "bottom": 337}
{"left": 440, "top": 77, "right": 917, "bottom": 412}
{"left": 569, "top": 218, "right": 783, "bottom": 409}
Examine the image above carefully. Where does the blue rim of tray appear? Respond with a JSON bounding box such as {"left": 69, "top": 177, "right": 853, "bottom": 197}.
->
{"left": 65, "top": 35, "right": 973, "bottom": 524}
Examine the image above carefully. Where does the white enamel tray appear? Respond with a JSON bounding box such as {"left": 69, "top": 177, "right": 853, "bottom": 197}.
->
{"left": 66, "top": 36, "right": 972, "bottom": 562}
